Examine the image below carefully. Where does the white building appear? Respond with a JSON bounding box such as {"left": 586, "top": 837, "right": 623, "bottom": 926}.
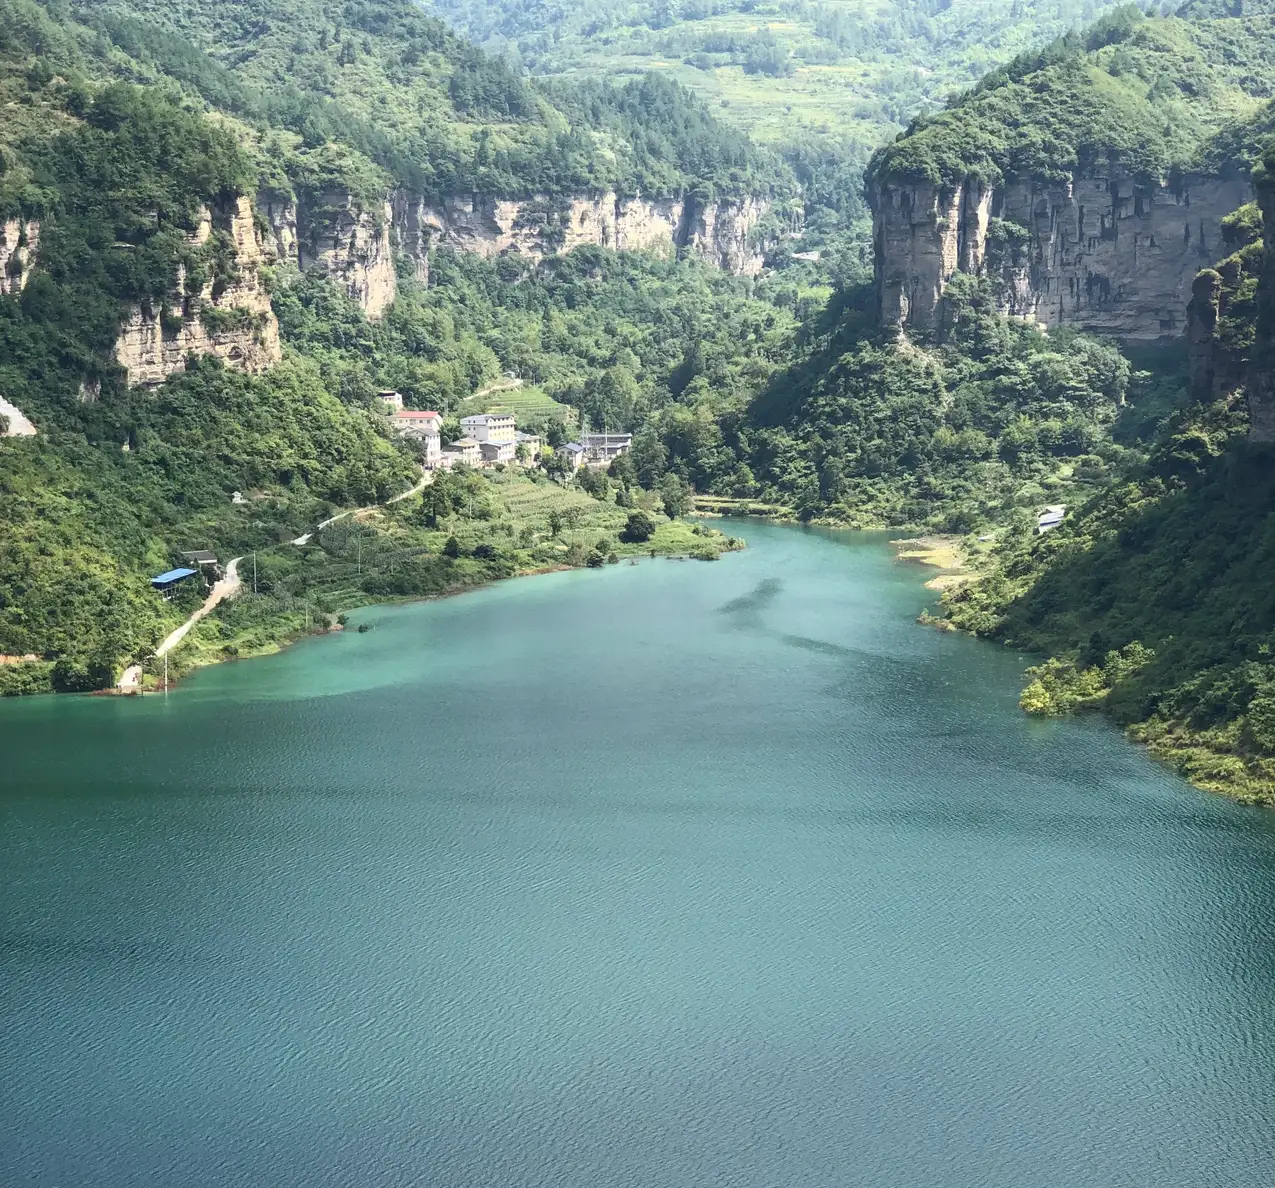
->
{"left": 378, "top": 390, "right": 404, "bottom": 411}
{"left": 461, "top": 412, "right": 516, "bottom": 444}
{"left": 515, "top": 431, "right": 542, "bottom": 465}
{"left": 1037, "top": 505, "right": 1066, "bottom": 534}
{"left": 558, "top": 442, "right": 587, "bottom": 471}
{"left": 391, "top": 409, "right": 442, "bottom": 467}
{"left": 582, "top": 433, "right": 632, "bottom": 465}
{"left": 479, "top": 439, "right": 517, "bottom": 465}
{"left": 441, "top": 437, "right": 481, "bottom": 468}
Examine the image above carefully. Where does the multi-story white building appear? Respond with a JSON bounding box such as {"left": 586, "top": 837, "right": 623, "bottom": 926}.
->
{"left": 391, "top": 409, "right": 442, "bottom": 467}
{"left": 460, "top": 412, "right": 516, "bottom": 444}
{"left": 515, "top": 431, "right": 542, "bottom": 465}
{"left": 441, "top": 437, "right": 481, "bottom": 468}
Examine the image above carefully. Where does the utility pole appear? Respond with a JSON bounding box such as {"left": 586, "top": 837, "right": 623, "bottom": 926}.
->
{"left": 253, "top": 552, "right": 257, "bottom": 595}
{"left": 357, "top": 532, "right": 362, "bottom": 577}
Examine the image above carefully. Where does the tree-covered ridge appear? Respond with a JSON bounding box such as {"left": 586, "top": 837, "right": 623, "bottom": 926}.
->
{"left": 939, "top": 145, "right": 1275, "bottom": 800}
{"left": 666, "top": 277, "right": 1142, "bottom": 526}
{"left": 868, "top": 6, "right": 1275, "bottom": 187}
{"left": 426, "top": 0, "right": 1129, "bottom": 151}
{"left": 8, "top": 0, "right": 788, "bottom": 200}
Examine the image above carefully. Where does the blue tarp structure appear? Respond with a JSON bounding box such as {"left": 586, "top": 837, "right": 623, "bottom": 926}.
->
{"left": 150, "top": 567, "right": 198, "bottom": 588}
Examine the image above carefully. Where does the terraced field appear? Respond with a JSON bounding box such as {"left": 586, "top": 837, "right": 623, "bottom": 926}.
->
{"left": 429, "top": 0, "right": 1124, "bottom": 150}
{"left": 457, "top": 385, "right": 576, "bottom": 428}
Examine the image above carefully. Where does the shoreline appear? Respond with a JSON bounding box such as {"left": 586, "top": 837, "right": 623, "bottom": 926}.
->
{"left": 889, "top": 534, "right": 975, "bottom": 593}
{"left": 894, "top": 534, "right": 1275, "bottom": 808}
{"left": 101, "top": 547, "right": 744, "bottom": 697}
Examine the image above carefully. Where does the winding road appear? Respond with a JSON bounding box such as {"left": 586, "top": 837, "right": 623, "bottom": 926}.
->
{"left": 117, "top": 558, "right": 243, "bottom": 690}
{"left": 118, "top": 466, "right": 430, "bottom": 690}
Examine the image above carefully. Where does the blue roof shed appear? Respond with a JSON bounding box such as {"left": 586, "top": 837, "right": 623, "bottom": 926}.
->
{"left": 151, "top": 567, "right": 198, "bottom": 588}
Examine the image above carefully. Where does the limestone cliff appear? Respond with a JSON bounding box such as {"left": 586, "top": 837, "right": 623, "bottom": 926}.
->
{"left": 261, "top": 188, "right": 769, "bottom": 319}
{"left": 872, "top": 171, "right": 1253, "bottom": 340}
{"left": 395, "top": 192, "right": 769, "bottom": 276}
{"left": 0, "top": 218, "right": 39, "bottom": 295}
{"left": 1246, "top": 160, "right": 1275, "bottom": 441}
{"left": 115, "top": 196, "right": 281, "bottom": 388}
{"left": 295, "top": 189, "right": 398, "bottom": 320}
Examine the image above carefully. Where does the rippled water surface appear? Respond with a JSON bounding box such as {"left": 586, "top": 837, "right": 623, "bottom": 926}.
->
{"left": 4, "top": 521, "right": 1275, "bottom": 1187}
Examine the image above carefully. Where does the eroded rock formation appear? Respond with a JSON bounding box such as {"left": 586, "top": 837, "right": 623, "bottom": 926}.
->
{"left": 873, "top": 171, "right": 1254, "bottom": 340}
{"left": 295, "top": 189, "right": 398, "bottom": 320}
{"left": 115, "top": 196, "right": 281, "bottom": 388}
{"left": 1246, "top": 165, "right": 1275, "bottom": 442}
{"left": 0, "top": 219, "right": 39, "bottom": 295}
{"left": 398, "top": 192, "right": 769, "bottom": 276}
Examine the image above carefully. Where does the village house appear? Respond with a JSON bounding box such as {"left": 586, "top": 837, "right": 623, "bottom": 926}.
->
{"left": 441, "top": 437, "right": 481, "bottom": 468}
{"left": 582, "top": 433, "right": 633, "bottom": 466}
{"left": 378, "top": 390, "right": 404, "bottom": 412}
{"left": 515, "top": 431, "right": 542, "bottom": 465}
{"left": 479, "top": 439, "right": 517, "bottom": 465}
{"left": 461, "top": 411, "right": 516, "bottom": 444}
{"left": 180, "top": 551, "right": 223, "bottom": 580}
{"left": 558, "top": 441, "right": 587, "bottom": 471}
{"left": 391, "top": 409, "right": 443, "bottom": 467}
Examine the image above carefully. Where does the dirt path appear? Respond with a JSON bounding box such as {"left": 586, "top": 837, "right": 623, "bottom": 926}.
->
{"left": 119, "top": 466, "right": 431, "bottom": 689}
{"left": 292, "top": 467, "right": 430, "bottom": 545}
{"left": 473, "top": 377, "right": 523, "bottom": 400}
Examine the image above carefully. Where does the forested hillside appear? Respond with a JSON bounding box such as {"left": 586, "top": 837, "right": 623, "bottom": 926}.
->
{"left": 4, "top": 0, "right": 787, "bottom": 199}
{"left": 0, "top": 0, "right": 792, "bottom": 692}
{"left": 427, "top": 0, "right": 1125, "bottom": 149}
{"left": 940, "top": 144, "right": 1275, "bottom": 801}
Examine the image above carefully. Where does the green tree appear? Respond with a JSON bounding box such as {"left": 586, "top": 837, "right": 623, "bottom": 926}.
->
{"left": 659, "top": 473, "right": 692, "bottom": 519}
{"left": 620, "top": 510, "right": 656, "bottom": 543}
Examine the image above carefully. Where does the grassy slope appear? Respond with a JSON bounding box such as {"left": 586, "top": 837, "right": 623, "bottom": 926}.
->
{"left": 173, "top": 469, "right": 741, "bottom": 681}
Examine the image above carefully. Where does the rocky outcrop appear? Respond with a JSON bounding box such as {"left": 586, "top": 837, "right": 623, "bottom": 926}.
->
{"left": 873, "top": 171, "right": 1254, "bottom": 340}
{"left": 1246, "top": 163, "right": 1275, "bottom": 442}
{"left": 0, "top": 219, "right": 39, "bottom": 295}
{"left": 391, "top": 191, "right": 769, "bottom": 276}
{"left": 295, "top": 189, "right": 397, "bottom": 320}
{"left": 115, "top": 196, "right": 281, "bottom": 388}
{"left": 0, "top": 395, "right": 37, "bottom": 437}
{"left": 256, "top": 188, "right": 771, "bottom": 319}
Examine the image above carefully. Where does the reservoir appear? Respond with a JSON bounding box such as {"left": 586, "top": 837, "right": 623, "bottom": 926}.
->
{"left": 2, "top": 521, "right": 1274, "bottom": 1187}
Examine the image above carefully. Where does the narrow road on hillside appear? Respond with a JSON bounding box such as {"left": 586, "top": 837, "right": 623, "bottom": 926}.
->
{"left": 293, "top": 466, "right": 430, "bottom": 544}
{"left": 119, "top": 465, "right": 432, "bottom": 690}
{"left": 117, "top": 557, "right": 242, "bottom": 690}
{"left": 473, "top": 377, "right": 523, "bottom": 400}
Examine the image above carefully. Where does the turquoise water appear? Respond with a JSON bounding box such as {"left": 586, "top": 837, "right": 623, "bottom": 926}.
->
{"left": 3, "top": 521, "right": 1275, "bottom": 1187}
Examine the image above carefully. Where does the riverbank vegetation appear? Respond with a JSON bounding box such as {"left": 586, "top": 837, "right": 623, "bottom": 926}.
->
{"left": 159, "top": 468, "right": 741, "bottom": 685}
{"left": 936, "top": 146, "right": 1275, "bottom": 802}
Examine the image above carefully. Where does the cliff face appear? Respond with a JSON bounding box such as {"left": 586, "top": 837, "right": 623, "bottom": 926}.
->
{"left": 1246, "top": 165, "right": 1275, "bottom": 442}
{"left": 259, "top": 188, "right": 769, "bottom": 320}
{"left": 873, "top": 171, "right": 1254, "bottom": 340}
{"left": 395, "top": 192, "right": 769, "bottom": 276}
{"left": 295, "top": 189, "right": 398, "bottom": 320}
{"left": 0, "top": 218, "right": 39, "bottom": 295}
{"left": 115, "top": 196, "right": 282, "bottom": 388}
